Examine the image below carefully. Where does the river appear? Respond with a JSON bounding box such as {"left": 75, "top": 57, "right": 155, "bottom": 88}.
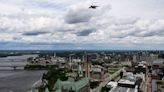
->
{"left": 0, "top": 70, "right": 45, "bottom": 92}
{"left": 0, "top": 55, "right": 45, "bottom": 92}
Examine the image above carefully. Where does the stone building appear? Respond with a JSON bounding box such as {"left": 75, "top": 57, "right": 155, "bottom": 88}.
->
{"left": 54, "top": 64, "right": 90, "bottom": 92}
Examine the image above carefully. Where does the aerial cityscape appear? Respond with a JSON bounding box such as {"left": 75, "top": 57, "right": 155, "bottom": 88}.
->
{"left": 0, "top": 0, "right": 164, "bottom": 92}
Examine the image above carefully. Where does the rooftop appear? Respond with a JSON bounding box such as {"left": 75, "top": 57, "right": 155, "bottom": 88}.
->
{"left": 54, "top": 77, "right": 89, "bottom": 92}
{"left": 118, "top": 79, "right": 135, "bottom": 85}
{"left": 106, "top": 81, "right": 117, "bottom": 88}
{"left": 109, "top": 86, "right": 137, "bottom": 92}
{"left": 118, "top": 72, "right": 136, "bottom": 85}
{"left": 135, "top": 64, "right": 146, "bottom": 68}
{"left": 153, "top": 59, "right": 164, "bottom": 65}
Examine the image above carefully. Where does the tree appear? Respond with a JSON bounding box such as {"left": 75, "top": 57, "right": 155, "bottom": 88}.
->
{"left": 120, "top": 71, "right": 123, "bottom": 79}
{"left": 40, "top": 67, "right": 67, "bottom": 92}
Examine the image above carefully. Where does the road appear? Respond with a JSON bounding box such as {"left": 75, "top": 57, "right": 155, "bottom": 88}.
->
{"left": 91, "top": 68, "right": 124, "bottom": 92}
{"left": 92, "top": 75, "right": 111, "bottom": 92}
{"left": 147, "top": 75, "right": 152, "bottom": 92}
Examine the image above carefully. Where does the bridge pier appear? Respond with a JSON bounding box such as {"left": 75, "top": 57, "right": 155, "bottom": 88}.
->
{"left": 0, "top": 63, "right": 25, "bottom": 70}
{"left": 13, "top": 66, "right": 17, "bottom": 70}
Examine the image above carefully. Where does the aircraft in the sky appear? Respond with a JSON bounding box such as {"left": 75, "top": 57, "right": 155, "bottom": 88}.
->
{"left": 89, "top": 5, "right": 99, "bottom": 9}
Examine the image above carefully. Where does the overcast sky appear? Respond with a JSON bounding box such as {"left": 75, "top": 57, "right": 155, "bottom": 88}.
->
{"left": 0, "top": 0, "right": 164, "bottom": 50}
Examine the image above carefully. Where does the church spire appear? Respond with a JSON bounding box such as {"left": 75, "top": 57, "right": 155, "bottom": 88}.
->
{"left": 78, "top": 64, "right": 83, "bottom": 78}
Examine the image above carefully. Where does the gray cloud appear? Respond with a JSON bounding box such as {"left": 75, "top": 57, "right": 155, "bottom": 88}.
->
{"left": 64, "top": 4, "right": 95, "bottom": 24}
{"left": 136, "top": 30, "right": 164, "bottom": 37}
{"left": 22, "top": 31, "right": 48, "bottom": 36}
{"left": 65, "top": 12, "right": 92, "bottom": 24}
{"left": 76, "top": 29, "right": 95, "bottom": 36}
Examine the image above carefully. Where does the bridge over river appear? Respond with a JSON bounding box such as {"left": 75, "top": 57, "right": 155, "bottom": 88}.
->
{"left": 0, "top": 54, "right": 38, "bottom": 70}
{"left": 0, "top": 61, "right": 27, "bottom": 70}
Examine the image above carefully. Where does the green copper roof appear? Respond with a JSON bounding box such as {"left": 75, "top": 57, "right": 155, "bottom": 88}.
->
{"left": 54, "top": 77, "right": 89, "bottom": 92}
{"left": 68, "top": 77, "right": 75, "bottom": 82}
{"left": 55, "top": 89, "right": 62, "bottom": 92}
{"left": 45, "top": 88, "right": 49, "bottom": 92}
{"left": 75, "top": 77, "right": 89, "bottom": 91}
